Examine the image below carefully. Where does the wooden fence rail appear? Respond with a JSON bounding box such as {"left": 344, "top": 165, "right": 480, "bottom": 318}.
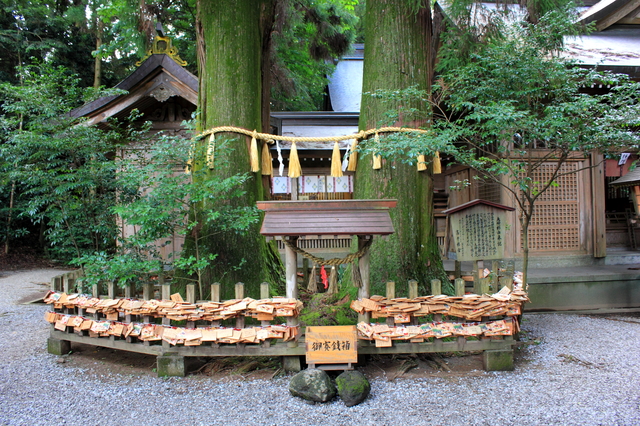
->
{"left": 47, "top": 271, "right": 523, "bottom": 376}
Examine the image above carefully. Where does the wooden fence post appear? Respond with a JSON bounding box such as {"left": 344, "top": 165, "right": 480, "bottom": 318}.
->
{"left": 454, "top": 278, "right": 466, "bottom": 297}
{"left": 260, "top": 282, "right": 271, "bottom": 328}
{"left": 235, "top": 283, "right": 245, "bottom": 330}
{"left": 386, "top": 282, "right": 395, "bottom": 326}
{"left": 431, "top": 279, "right": 442, "bottom": 296}
{"left": 408, "top": 280, "right": 418, "bottom": 299}
{"left": 473, "top": 260, "right": 484, "bottom": 294}
{"left": 211, "top": 283, "right": 221, "bottom": 329}
{"left": 107, "top": 282, "right": 116, "bottom": 299}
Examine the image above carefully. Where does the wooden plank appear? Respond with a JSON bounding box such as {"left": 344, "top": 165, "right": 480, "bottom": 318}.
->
{"left": 257, "top": 199, "right": 397, "bottom": 211}
{"left": 357, "top": 338, "right": 514, "bottom": 355}
{"left": 261, "top": 212, "right": 395, "bottom": 236}
{"left": 305, "top": 326, "right": 357, "bottom": 365}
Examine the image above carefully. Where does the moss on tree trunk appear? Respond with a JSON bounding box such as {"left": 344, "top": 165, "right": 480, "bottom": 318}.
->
{"left": 355, "top": 0, "right": 447, "bottom": 295}
{"left": 185, "top": 0, "right": 282, "bottom": 299}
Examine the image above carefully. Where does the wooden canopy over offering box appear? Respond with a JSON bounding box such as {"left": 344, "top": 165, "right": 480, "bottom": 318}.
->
{"left": 257, "top": 199, "right": 396, "bottom": 236}
{"left": 257, "top": 199, "right": 397, "bottom": 324}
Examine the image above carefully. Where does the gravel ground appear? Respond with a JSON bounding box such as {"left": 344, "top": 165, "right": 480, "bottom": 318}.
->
{"left": 1, "top": 269, "right": 639, "bottom": 426}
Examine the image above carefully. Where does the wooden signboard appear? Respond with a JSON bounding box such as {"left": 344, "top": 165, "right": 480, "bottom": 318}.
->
{"left": 305, "top": 325, "right": 357, "bottom": 365}
{"left": 444, "top": 200, "right": 514, "bottom": 262}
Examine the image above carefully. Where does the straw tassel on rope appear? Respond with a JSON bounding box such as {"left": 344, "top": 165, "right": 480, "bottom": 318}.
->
{"left": 206, "top": 133, "right": 216, "bottom": 170}
{"left": 347, "top": 139, "right": 358, "bottom": 172}
{"left": 330, "top": 141, "right": 343, "bottom": 177}
{"left": 288, "top": 141, "right": 302, "bottom": 178}
{"left": 433, "top": 151, "right": 442, "bottom": 174}
{"left": 351, "top": 259, "right": 362, "bottom": 288}
{"left": 417, "top": 154, "right": 427, "bottom": 172}
{"left": 307, "top": 263, "right": 318, "bottom": 293}
{"left": 249, "top": 130, "right": 260, "bottom": 172}
{"left": 261, "top": 141, "right": 273, "bottom": 176}
{"left": 327, "top": 266, "right": 338, "bottom": 295}
{"left": 372, "top": 132, "right": 382, "bottom": 170}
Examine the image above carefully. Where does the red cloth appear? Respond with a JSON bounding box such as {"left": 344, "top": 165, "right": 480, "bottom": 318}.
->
{"left": 320, "top": 265, "right": 328, "bottom": 289}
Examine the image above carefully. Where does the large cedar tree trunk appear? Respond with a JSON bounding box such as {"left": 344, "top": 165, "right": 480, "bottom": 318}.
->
{"left": 355, "top": 0, "right": 446, "bottom": 295}
{"left": 191, "top": 0, "right": 282, "bottom": 299}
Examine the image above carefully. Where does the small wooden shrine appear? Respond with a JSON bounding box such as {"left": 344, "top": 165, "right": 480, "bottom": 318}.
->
{"left": 257, "top": 199, "right": 397, "bottom": 324}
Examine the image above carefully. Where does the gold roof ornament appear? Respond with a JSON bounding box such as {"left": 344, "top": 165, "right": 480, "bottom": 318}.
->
{"left": 136, "top": 23, "right": 187, "bottom": 67}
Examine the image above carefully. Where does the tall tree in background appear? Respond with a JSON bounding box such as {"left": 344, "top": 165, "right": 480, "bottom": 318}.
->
{"left": 355, "top": 0, "right": 446, "bottom": 294}
{"left": 192, "top": 0, "right": 282, "bottom": 298}
{"left": 191, "top": 0, "right": 357, "bottom": 297}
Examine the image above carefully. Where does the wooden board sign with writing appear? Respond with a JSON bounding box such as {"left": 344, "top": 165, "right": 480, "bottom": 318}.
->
{"left": 444, "top": 200, "right": 515, "bottom": 262}
{"left": 305, "top": 325, "right": 357, "bottom": 365}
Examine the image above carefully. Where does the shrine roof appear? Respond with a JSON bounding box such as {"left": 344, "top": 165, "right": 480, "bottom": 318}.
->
{"left": 257, "top": 199, "right": 396, "bottom": 236}
{"left": 442, "top": 199, "right": 516, "bottom": 215}
{"left": 610, "top": 168, "right": 640, "bottom": 187}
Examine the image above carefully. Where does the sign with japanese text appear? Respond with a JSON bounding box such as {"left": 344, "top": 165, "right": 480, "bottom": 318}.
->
{"left": 305, "top": 326, "right": 357, "bottom": 364}
{"left": 450, "top": 204, "right": 508, "bottom": 262}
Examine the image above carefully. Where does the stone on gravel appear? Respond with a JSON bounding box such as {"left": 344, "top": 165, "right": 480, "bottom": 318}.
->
{"left": 336, "top": 370, "right": 370, "bottom": 407}
{"left": 289, "top": 368, "right": 336, "bottom": 403}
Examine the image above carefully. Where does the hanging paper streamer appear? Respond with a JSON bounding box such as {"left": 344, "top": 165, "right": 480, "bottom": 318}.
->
{"left": 276, "top": 140, "right": 284, "bottom": 177}
{"left": 185, "top": 140, "right": 195, "bottom": 174}
{"left": 249, "top": 130, "right": 260, "bottom": 172}
{"left": 206, "top": 133, "right": 216, "bottom": 170}
{"left": 347, "top": 139, "right": 358, "bottom": 172}
{"left": 320, "top": 265, "right": 328, "bottom": 290}
{"left": 341, "top": 141, "right": 351, "bottom": 172}
{"left": 330, "top": 141, "right": 343, "bottom": 177}
{"left": 261, "top": 141, "right": 273, "bottom": 176}
{"left": 433, "top": 151, "right": 442, "bottom": 174}
{"left": 288, "top": 142, "right": 302, "bottom": 178}
{"left": 417, "top": 154, "right": 427, "bottom": 171}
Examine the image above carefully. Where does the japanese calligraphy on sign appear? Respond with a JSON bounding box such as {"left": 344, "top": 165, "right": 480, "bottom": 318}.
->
{"left": 447, "top": 201, "right": 513, "bottom": 262}
{"left": 306, "top": 326, "right": 357, "bottom": 364}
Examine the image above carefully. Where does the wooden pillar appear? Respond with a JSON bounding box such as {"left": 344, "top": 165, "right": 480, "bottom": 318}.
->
{"left": 285, "top": 237, "right": 298, "bottom": 300}
{"left": 285, "top": 237, "right": 299, "bottom": 330}
{"left": 591, "top": 151, "right": 607, "bottom": 258}
{"left": 302, "top": 258, "right": 309, "bottom": 287}
{"left": 357, "top": 235, "right": 371, "bottom": 323}
{"left": 290, "top": 178, "right": 298, "bottom": 201}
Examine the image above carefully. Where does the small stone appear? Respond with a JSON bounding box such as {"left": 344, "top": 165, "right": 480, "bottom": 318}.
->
{"left": 289, "top": 368, "right": 336, "bottom": 403}
{"left": 336, "top": 370, "right": 370, "bottom": 407}
{"left": 56, "top": 358, "right": 66, "bottom": 364}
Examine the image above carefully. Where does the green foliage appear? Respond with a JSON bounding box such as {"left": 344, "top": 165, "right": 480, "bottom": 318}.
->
{"left": 270, "top": 0, "right": 358, "bottom": 111}
{"left": 0, "top": 63, "right": 132, "bottom": 261}
{"left": 300, "top": 269, "right": 359, "bottom": 326}
{"left": 366, "top": 4, "right": 639, "bottom": 283}
{"left": 76, "top": 133, "right": 260, "bottom": 294}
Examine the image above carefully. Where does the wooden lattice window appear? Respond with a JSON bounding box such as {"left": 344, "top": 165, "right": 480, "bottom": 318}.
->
{"left": 478, "top": 179, "right": 501, "bottom": 204}
{"left": 520, "top": 162, "right": 581, "bottom": 251}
